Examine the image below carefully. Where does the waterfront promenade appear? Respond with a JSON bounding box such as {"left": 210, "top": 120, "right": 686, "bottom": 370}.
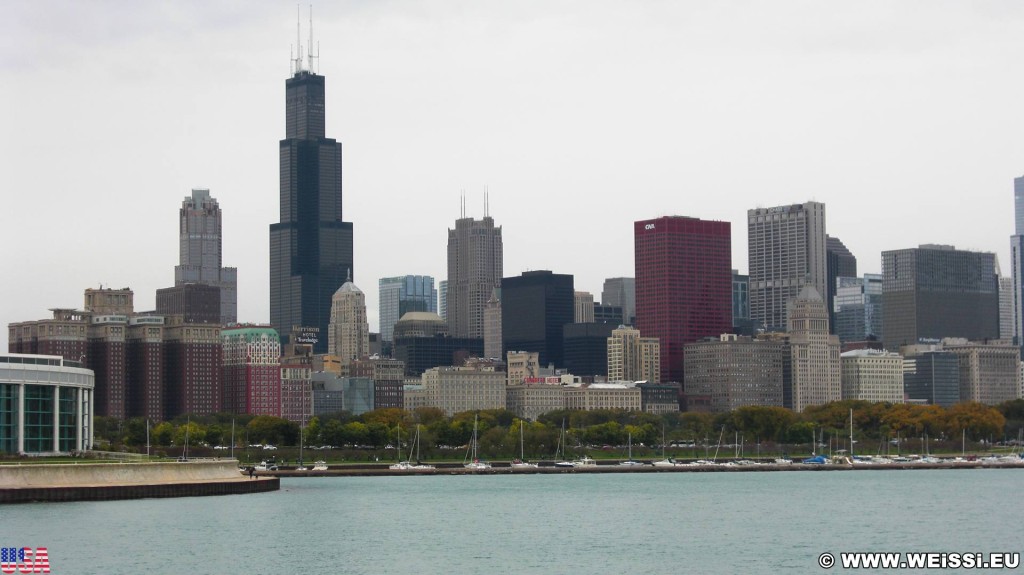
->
{"left": 0, "top": 460, "right": 278, "bottom": 503}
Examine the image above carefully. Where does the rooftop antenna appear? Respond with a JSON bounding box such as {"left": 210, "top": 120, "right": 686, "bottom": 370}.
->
{"left": 293, "top": 5, "right": 302, "bottom": 74}
{"left": 484, "top": 186, "right": 489, "bottom": 217}
{"left": 307, "top": 4, "right": 318, "bottom": 74}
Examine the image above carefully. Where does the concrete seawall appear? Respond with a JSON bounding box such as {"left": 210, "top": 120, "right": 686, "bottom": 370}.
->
{"left": 0, "top": 460, "right": 278, "bottom": 504}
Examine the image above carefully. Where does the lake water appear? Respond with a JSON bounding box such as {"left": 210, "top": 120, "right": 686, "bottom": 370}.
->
{"left": 3, "top": 468, "right": 1021, "bottom": 574}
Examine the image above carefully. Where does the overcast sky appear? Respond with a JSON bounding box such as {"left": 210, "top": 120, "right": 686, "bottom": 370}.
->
{"left": 3, "top": 1, "right": 1023, "bottom": 349}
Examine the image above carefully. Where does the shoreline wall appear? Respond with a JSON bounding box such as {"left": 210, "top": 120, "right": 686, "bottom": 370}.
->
{"left": 0, "top": 460, "right": 279, "bottom": 503}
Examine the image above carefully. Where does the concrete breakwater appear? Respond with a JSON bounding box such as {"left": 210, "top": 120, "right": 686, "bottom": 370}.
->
{"left": 0, "top": 460, "right": 278, "bottom": 504}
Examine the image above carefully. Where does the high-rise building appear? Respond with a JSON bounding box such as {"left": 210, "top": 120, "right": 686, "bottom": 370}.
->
{"left": 574, "top": 292, "right": 595, "bottom": 323}
{"left": 593, "top": 303, "right": 624, "bottom": 325}
{"left": 1015, "top": 176, "right": 1024, "bottom": 235}
{"left": 438, "top": 280, "right": 448, "bottom": 323}
{"left": 350, "top": 357, "right": 406, "bottom": 410}
{"left": 683, "top": 334, "right": 787, "bottom": 413}
{"left": 1012, "top": 236, "right": 1024, "bottom": 346}
{"left": 222, "top": 326, "right": 281, "bottom": 416}
{"left": 606, "top": 326, "right": 660, "bottom": 383}
{"left": 328, "top": 279, "right": 369, "bottom": 365}
{"left": 902, "top": 348, "right": 960, "bottom": 407}
{"left": 161, "top": 316, "right": 222, "bottom": 420}
{"left": 833, "top": 274, "right": 883, "bottom": 344}
{"left": 635, "top": 216, "right": 732, "bottom": 383}
{"left": 826, "top": 236, "right": 857, "bottom": 334}
{"left": 156, "top": 283, "right": 221, "bottom": 324}
{"left": 392, "top": 312, "right": 483, "bottom": 376}
{"left": 446, "top": 213, "right": 502, "bottom": 339}
{"left": 563, "top": 322, "right": 615, "bottom": 379}
{"left": 501, "top": 271, "right": 574, "bottom": 368}
{"left": 270, "top": 44, "right": 354, "bottom": 354}
{"left": 999, "top": 275, "right": 1014, "bottom": 342}
{"left": 601, "top": 278, "right": 635, "bottom": 326}
{"left": 174, "top": 189, "right": 237, "bottom": 325}
{"left": 786, "top": 286, "right": 841, "bottom": 411}
{"left": 8, "top": 289, "right": 223, "bottom": 421}
{"left": 731, "top": 270, "right": 753, "bottom": 335}
{"left": 378, "top": 276, "right": 437, "bottom": 343}
{"left": 944, "top": 338, "right": 1021, "bottom": 405}
{"left": 881, "top": 245, "right": 999, "bottom": 350}
{"left": 483, "top": 288, "right": 502, "bottom": 359}
{"left": 840, "top": 349, "right": 904, "bottom": 403}
{"left": 1012, "top": 176, "right": 1024, "bottom": 345}
{"left": 748, "top": 202, "right": 827, "bottom": 333}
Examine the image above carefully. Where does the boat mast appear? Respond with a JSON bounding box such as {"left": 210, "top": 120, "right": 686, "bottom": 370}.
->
{"left": 849, "top": 408, "right": 854, "bottom": 458}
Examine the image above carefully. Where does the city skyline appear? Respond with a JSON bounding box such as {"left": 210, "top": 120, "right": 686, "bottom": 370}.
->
{"left": 4, "top": 2, "right": 1024, "bottom": 351}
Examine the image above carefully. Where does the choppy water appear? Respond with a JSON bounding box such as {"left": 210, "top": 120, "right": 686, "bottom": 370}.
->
{"left": 4, "top": 468, "right": 1021, "bottom": 574}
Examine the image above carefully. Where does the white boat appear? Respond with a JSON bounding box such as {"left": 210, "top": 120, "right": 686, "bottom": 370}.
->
{"left": 652, "top": 426, "right": 682, "bottom": 467}
{"left": 312, "top": 460, "right": 328, "bottom": 471}
{"left": 571, "top": 455, "right": 597, "bottom": 467}
{"left": 408, "top": 424, "right": 435, "bottom": 470}
{"left": 464, "top": 414, "right": 492, "bottom": 470}
{"left": 619, "top": 432, "right": 644, "bottom": 466}
{"left": 510, "top": 421, "right": 538, "bottom": 469}
{"left": 552, "top": 419, "right": 574, "bottom": 467}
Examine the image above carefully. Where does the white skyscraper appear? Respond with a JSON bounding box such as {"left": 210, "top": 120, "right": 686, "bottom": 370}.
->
{"left": 328, "top": 279, "right": 369, "bottom": 365}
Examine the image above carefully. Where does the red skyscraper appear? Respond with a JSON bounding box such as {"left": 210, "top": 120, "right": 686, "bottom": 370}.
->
{"left": 634, "top": 216, "right": 732, "bottom": 383}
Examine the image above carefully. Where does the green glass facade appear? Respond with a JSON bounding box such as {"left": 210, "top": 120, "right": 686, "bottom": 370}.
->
{"left": 0, "top": 385, "right": 16, "bottom": 453}
{"left": 0, "top": 354, "right": 94, "bottom": 454}
{"left": 22, "top": 385, "right": 53, "bottom": 453}
{"left": 59, "top": 387, "right": 77, "bottom": 452}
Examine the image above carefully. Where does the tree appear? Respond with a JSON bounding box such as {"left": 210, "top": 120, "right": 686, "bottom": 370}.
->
{"left": 305, "top": 416, "right": 322, "bottom": 446}
{"left": 246, "top": 415, "right": 298, "bottom": 445}
{"left": 152, "top": 422, "right": 174, "bottom": 447}
{"left": 942, "top": 402, "right": 1006, "bottom": 441}
{"left": 173, "top": 421, "right": 204, "bottom": 447}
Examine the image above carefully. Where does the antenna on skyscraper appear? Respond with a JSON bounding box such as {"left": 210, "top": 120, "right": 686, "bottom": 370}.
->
{"left": 293, "top": 4, "right": 303, "bottom": 74}
{"left": 308, "top": 4, "right": 318, "bottom": 74}
{"left": 484, "top": 186, "right": 489, "bottom": 217}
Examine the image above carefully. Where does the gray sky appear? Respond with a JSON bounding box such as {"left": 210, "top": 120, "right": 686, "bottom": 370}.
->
{"left": 3, "top": 1, "right": 1022, "bottom": 350}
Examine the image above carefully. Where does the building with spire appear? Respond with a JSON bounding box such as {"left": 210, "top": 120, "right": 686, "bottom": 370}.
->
{"left": 270, "top": 16, "right": 354, "bottom": 353}
{"left": 446, "top": 197, "right": 502, "bottom": 339}
{"left": 328, "top": 276, "right": 369, "bottom": 365}
{"left": 172, "top": 188, "right": 237, "bottom": 325}
{"left": 786, "top": 286, "right": 841, "bottom": 411}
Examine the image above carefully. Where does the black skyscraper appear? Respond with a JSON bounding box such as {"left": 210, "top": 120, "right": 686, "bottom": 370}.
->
{"left": 270, "top": 62, "right": 353, "bottom": 353}
{"left": 501, "top": 270, "right": 574, "bottom": 368}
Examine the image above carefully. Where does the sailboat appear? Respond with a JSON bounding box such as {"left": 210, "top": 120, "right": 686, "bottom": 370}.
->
{"left": 553, "top": 419, "right": 574, "bottom": 467}
{"left": 296, "top": 427, "right": 308, "bottom": 471}
{"left": 511, "top": 421, "right": 538, "bottom": 469}
{"left": 464, "top": 414, "right": 492, "bottom": 470}
{"left": 619, "top": 432, "right": 644, "bottom": 466}
{"left": 652, "top": 426, "right": 680, "bottom": 467}
{"left": 390, "top": 425, "right": 415, "bottom": 470}
{"left": 409, "top": 424, "right": 434, "bottom": 470}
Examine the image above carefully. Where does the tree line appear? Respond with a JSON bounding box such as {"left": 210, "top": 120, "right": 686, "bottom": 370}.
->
{"left": 93, "top": 399, "right": 1023, "bottom": 458}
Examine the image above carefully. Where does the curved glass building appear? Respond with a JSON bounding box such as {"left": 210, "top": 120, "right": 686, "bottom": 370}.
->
{"left": 0, "top": 354, "right": 94, "bottom": 454}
